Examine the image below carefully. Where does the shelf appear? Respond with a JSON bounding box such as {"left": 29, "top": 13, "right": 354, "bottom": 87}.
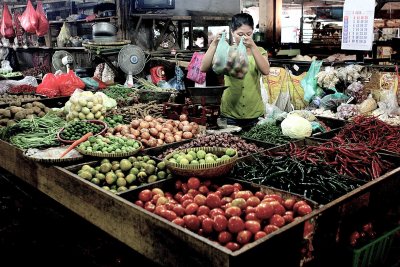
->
{"left": 14, "top": 46, "right": 86, "bottom": 51}
{"left": 49, "top": 16, "right": 118, "bottom": 25}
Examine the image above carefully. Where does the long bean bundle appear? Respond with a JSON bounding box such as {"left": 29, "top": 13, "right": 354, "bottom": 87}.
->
{"left": 241, "top": 122, "right": 292, "bottom": 145}
{"left": 8, "top": 112, "right": 66, "bottom": 149}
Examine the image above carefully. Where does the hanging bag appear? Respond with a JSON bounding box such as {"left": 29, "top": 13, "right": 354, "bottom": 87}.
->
{"left": 212, "top": 31, "right": 230, "bottom": 75}
{"left": 0, "top": 4, "right": 15, "bottom": 38}
{"left": 226, "top": 37, "right": 249, "bottom": 79}
{"left": 19, "top": 0, "right": 39, "bottom": 34}
{"left": 187, "top": 52, "right": 206, "bottom": 84}
{"left": 36, "top": 1, "right": 49, "bottom": 36}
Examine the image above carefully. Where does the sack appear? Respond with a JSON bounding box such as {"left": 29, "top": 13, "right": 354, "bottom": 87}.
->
{"left": 187, "top": 52, "right": 206, "bottom": 84}
{"left": 0, "top": 4, "right": 15, "bottom": 38}
{"left": 35, "top": 1, "right": 49, "bottom": 36}
{"left": 301, "top": 60, "right": 323, "bottom": 102}
{"left": 36, "top": 73, "right": 60, "bottom": 98}
{"left": 19, "top": 0, "right": 39, "bottom": 34}
{"left": 58, "top": 70, "right": 85, "bottom": 96}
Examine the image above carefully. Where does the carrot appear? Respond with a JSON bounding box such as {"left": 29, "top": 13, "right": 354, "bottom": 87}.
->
{"left": 60, "top": 132, "right": 93, "bottom": 158}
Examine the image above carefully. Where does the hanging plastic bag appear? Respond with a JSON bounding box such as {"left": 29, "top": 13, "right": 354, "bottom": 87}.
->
{"left": 57, "top": 22, "right": 71, "bottom": 47}
{"left": 19, "top": 0, "right": 39, "bottom": 34}
{"left": 36, "top": 1, "right": 49, "bottom": 37}
{"left": 212, "top": 31, "right": 230, "bottom": 75}
{"left": 187, "top": 52, "right": 206, "bottom": 84}
{"left": 226, "top": 37, "right": 249, "bottom": 79}
{"left": 173, "top": 63, "right": 185, "bottom": 90}
{"left": 301, "top": 60, "right": 323, "bottom": 102}
{"left": 0, "top": 4, "right": 15, "bottom": 38}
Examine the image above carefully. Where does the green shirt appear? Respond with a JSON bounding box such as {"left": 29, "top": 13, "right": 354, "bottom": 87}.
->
{"left": 220, "top": 47, "right": 267, "bottom": 119}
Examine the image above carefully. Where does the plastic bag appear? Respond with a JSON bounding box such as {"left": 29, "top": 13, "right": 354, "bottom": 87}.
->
{"left": 187, "top": 52, "right": 206, "bottom": 84}
{"left": 57, "top": 22, "right": 71, "bottom": 47}
{"left": 320, "top": 92, "right": 350, "bottom": 111}
{"left": 378, "top": 90, "right": 400, "bottom": 116}
{"left": 36, "top": 73, "right": 60, "bottom": 97}
{"left": 345, "top": 81, "right": 366, "bottom": 104}
{"left": 35, "top": 1, "right": 49, "bottom": 37}
{"left": 212, "top": 31, "right": 230, "bottom": 75}
{"left": 301, "top": 60, "right": 323, "bottom": 102}
{"left": 19, "top": 0, "right": 39, "bottom": 34}
{"left": 336, "top": 103, "right": 360, "bottom": 119}
{"left": 58, "top": 70, "right": 85, "bottom": 96}
{"left": 172, "top": 64, "right": 185, "bottom": 91}
{"left": 0, "top": 4, "right": 15, "bottom": 38}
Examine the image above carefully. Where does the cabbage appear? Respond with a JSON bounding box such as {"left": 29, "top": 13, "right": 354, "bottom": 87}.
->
{"left": 281, "top": 115, "right": 312, "bottom": 139}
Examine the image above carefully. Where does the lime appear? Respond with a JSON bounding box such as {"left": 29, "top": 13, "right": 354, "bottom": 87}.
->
{"left": 185, "top": 154, "right": 194, "bottom": 162}
{"left": 147, "top": 175, "right": 158, "bottom": 183}
{"left": 205, "top": 157, "right": 215, "bottom": 164}
{"left": 120, "top": 159, "right": 132, "bottom": 171}
{"left": 117, "top": 186, "right": 127, "bottom": 193}
{"left": 190, "top": 160, "right": 199, "bottom": 165}
{"left": 157, "top": 161, "right": 166, "bottom": 170}
{"left": 91, "top": 178, "right": 100, "bottom": 185}
{"left": 196, "top": 150, "right": 206, "bottom": 159}
{"left": 225, "top": 148, "right": 236, "bottom": 157}
{"left": 221, "top": 155, "right": 231, "bottom": 161}
{"left": 95, "top": 173, "right": 106, "bottom": 181}
{"left": 157, "top": 171, "right": 166, "bottom": 179}
{"left": 116, "top": 177, "right": 127, "bottom": 187}
{"left": 180, "top": 158, "right": 189, "bottom": 165}
{"left": 125, "top": 174, "right": 137, "bottom": 184}
{"left": 102, "top": 186, "right": 110, "bottom": 191}
{"left": 130, "top": 167, "right": 140, "bottom": 175}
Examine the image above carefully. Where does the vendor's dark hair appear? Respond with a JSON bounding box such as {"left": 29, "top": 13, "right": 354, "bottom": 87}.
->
{"left": 231, "top": 13, "right": 254, "bottom": 31}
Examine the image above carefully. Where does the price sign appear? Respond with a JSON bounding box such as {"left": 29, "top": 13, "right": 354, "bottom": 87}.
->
{"left": 341, "top": 0, "right": 375, "bottom": 51}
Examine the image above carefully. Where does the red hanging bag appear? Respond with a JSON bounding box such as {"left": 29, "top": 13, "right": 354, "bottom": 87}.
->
{"left": 36, "top": 1, "right": 49, "bottom": 36}
{"left": 19, "top": 0, "right": 39, "bottom": 34}
{"left": 0, "top": 3, "right": 15, "bottom": 38}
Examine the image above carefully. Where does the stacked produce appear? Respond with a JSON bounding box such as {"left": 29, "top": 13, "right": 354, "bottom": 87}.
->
{"left": 233, "top": 154, "right": 364, "bottom": 204}
{"left": 281, "top": 141, "right": 393, "bottom": 181}
{"left": 66, "top": 91, "right": 106, "bottom": 121}
{"left": 8, "top": 84, "right": 36, "bottom": 94}
{"left": 157, "top": 133, "right": 265, "bottom": 159}
{"left": 241, "top": 122, "right": 292, "bottom": 145}
{"left": 75, "top": 155, "right": 171, "bottom": 194}
{"left": 0, "top": 112, "right": 66, "bottom": 149}
{"left": 77, "top": 135, "right": 141, "bottom": 154}
{"left": 0, "top": 93, "right": 42, "bottom": 105}
{"left": 107, "top": 115, "right": 199, "bottom": 148}
{"left": 106, "top": 101, "right": 164, "bottom": 122}
{"left": 133, "top": 177, "right": 314, "bottom": 251}
{"left": 58, "top": 120, "right": 106, "bottom": 142}
{"left": 102, "top": 84, "right": 139, "bottom": 106}
{"left": 334, "top": 115, "right": 400, "bottom": 154}
{"left": 0, "top": 101, "right": 51, "bottom": 126}
{"left": 103, "top": 114, "right": 126, "bottom": 128}
{"left": 166, "top": 148, "right": 236, "bottom": 165}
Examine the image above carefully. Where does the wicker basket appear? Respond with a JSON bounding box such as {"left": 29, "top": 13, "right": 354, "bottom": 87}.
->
{"left": 164, "top": 147, "right": 238, "bottom": 179}
{"left": 57, "top": 120, "right": 108, "bottom": 144}
{"left": 76, "top": 142, "right": 143, "bottom": 158}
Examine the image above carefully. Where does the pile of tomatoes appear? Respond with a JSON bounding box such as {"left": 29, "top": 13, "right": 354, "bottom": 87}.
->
{"left": 134, "top": 177, "right": 313, "bottom": 251}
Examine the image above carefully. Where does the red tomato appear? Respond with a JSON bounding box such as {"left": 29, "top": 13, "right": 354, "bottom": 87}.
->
{"left": 233, "top": 182, "right": 243, "bottom": 191}
{"left": 198, "top": 185, "right": 209, "bottom": 195}
{"left": 214, "top": 190, "right": 222, "bottom": 199}
{"left": 235, "top": 190, "right": 252, "bottom": 200}
{"left": 202, "top": 180, "right": 212, "bottom": 187}
{"left": 262, "top": 197, "right": 278, "bottom": 203}
{"left": 228, "top": 216, "right": 245, "bottom": 233}
{"left": 273, "top": 203, "right": 286, "bottom": 216}
{"left": 151, "top": 188, "right": 164, "bottom": 196}
{"left": 297, "top": 204, "right": 312, "bottom": 216}
{"left": 265, "top": 194, "right": 283, "bottom": 204}
{"left": 254, "top": 231, "right": 267, "bottom": 240}
{"left": 134, "top": 200, "right": 144, "bottom": 208}
{"left": 209, "top": 208, "right": 225, "bottom": 218}
{"left": 246, "top": 196, "right": 261, "bottom": 207}
{"left": 245, "top": 220, "right": 261, "bottom": 234}
{"left": 138, "top": 189, "right": 152, "bottom": 202}
{"left": 154, "top": 205, "right": 167, "bottom": 215}
{"left": 197, "top": 205, "right": 210, "bottom": 216}
{"left": 218, "top": 231, "right": 233, "bottom": 244}
{"left": 283, "top": 211, "right": 294, "bottom": 223}
{"left": 263, "top": 224, "right": 279, "bottom": 234}
{"left": 187, "top": 189, "right": 199, "bottom": 197}
{"left": 181, "top": 194, "right": 194, "bottom": 202}
{"left": 172, "top": 217, "right": 185, "bottom": 226}
{"left": 283, "top": 198, "right": 296, "bottom": 210}
{"left": 183, "top": 215, "right": 200, "bottom": 232}
{"left": 220, "top": 184, "right": 234, "bottom": 196}
{"left": 245, "top": 206, "right": 256, "bottom": 214}
{"left": 164, "top": 192, "right": 173, "bottom": 199}
{"left": 231, "top": 198, "right": 246, "bottom": 209}
{"left": 293, "top": 201, "right": 307, "bottom": 213}
{"left": 221, "top": 203, "right": 231, "bottom": 211}
{"left": 172, "top": 204, "right": 185, "bottom": 217}
{"left": 237, "top": 230, "right": 252, "bottom": 245}
{"left": 194, "top": 194, "right": 207, "bottom": 206}
{"left": 303, "top": 221, "right": 315, "bottom": 239}
{"left": 225, "top": 242, "right": 241, "bottom": 251}
{"left": 213, "top": 214, "right": 228, "bottom": 232}
{"left": 255, "top": 202, "right": 274, "bottom": 220}
{"left": 175, "top": 180, "right": 182, "bottom": 190}
{"left": 144, "top": 202, "right": 155, "bottom": 212}
{"left": 206, "top": 193, "right": 221, "bottom": 209}
{"left": 174, "top": 192, "right": 183, "bottom": 202}
{"left": 202, "top": 217, "right": 214, "bottom": 234}
{"left": 197, "top": 214, "right": 209, "bottom": 223}
{"left": 269, "top": 214, "right": 285, "bottom": 228}
{"left": 182, "top": 199, "right": 194, "bottom": 208}
{"left": 254, "top": 191, "right": 266, "bottom": 201}
{"left": 221, "top": 197, "right": 233, "bottom": 205}
{"left": 245, "top": 212, "right": 259, "bottom": 222}
{"left": 225, "top": 206, "right": 242, "bottom": 218}
{"left": 185, "top": 203, "right": 199, "bottom": 215}
{"left": 165, "top": 202, "right": 175, "bottom": 210}
{"left": 187, "top": 177, "right": 201, "bottom": 190}
{"left": 160, "top": 210, "right": 177, "bottom": 221}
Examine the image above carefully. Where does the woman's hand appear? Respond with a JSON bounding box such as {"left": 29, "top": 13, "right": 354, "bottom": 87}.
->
{"left": 242, "top": 35, "right": 257, "bottom": 49}
{"left": 210, "top": 31, "right": 225, "bottom": 48}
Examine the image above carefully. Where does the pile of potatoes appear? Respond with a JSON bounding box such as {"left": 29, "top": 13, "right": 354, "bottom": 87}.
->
{"left": 0, "top": 101, "right": 51, "bottom": 126}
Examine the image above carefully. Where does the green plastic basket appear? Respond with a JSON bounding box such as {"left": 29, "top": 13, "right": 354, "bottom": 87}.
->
{"left": 352, "top": 224, "right": 400, "bottom": 267}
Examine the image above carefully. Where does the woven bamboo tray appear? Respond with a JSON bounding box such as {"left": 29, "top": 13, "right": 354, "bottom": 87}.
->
{"left": 164, "top": 147, "right": 238, "bottom": 179}
{"left": 76, "top": 143, "right": 143, "bottom": 158}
